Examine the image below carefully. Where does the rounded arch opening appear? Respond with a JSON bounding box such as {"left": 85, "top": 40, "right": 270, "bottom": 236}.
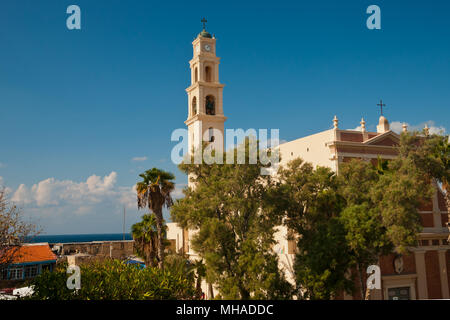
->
{"left": 205, "top": 95, "right": 215, "bottom": 115}
{"left": 192, "top": 96, "right": 197, "bottom": 116}
{"left": 194, "top": 67, "right": 198, "bottom": 83}
{"left": 205, "top": 66, "right": 212, "bottom": 82}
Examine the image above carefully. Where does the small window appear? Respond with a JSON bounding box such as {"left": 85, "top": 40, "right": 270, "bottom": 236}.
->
{"left": 9, "top": 267, "right": 23, "bottom": 280}
{"left": 388, "top": 287, "right": 410, "bottom": 300}
{"left": 24, "top": 265, "right": 38, "bottom": 278}
{"left": 194, "top": 67, "right": 198, "bottom": 83}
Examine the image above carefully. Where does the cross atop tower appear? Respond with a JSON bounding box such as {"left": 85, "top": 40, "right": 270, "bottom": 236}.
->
{"left": 201, "top": 17, "right": 207, "bottom": 30}
{"left": 377, "top": 99, "right": 386, "bottom": 116}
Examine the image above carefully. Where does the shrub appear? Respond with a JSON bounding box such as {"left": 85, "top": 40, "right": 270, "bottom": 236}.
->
{"left": 26, "top": 259, "right": 196, "bottom": 300}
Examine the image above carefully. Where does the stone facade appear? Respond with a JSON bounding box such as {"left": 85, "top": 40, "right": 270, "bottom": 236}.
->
{"left": 51, "top": 240, "right": 135, "bottom": 261}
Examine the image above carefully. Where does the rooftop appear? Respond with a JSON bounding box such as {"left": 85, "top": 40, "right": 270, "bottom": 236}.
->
{"left": 2, "top": 243, "right": 57, "bottom": 264}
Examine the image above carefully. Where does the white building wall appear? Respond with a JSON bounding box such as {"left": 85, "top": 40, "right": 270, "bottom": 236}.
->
{"left": 278, "top": 129, "right": 335, "bottom": 170}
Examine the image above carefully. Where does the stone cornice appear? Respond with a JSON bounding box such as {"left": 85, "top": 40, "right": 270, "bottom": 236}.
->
{"left": 326, "top": 140, "right": 398, "bottom": 149}
{"left": 185, "top": 113, "right": 227, "bottom": 126}
{"left": 186, "top": 81, "right": 225, "bottom": 92}
{"left": 189, "top": 55, "right": 221, "bottom": 65}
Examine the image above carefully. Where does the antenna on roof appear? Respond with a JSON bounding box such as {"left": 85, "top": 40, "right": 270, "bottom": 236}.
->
{"left": 122, "top": 206, "right": 126, "bottom": 241}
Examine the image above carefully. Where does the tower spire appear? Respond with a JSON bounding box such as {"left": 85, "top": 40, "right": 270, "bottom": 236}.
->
{"left": 186, "top": 23, "right": 226, "bottom": 166}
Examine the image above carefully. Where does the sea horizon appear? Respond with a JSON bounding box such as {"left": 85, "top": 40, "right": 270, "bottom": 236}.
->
{"left": 26, "top": 233, "right": 133, "bottom": 244}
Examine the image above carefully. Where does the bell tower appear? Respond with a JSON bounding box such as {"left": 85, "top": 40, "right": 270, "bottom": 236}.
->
{"left": 185, "top": 19, "right": 226, "bottom": 159}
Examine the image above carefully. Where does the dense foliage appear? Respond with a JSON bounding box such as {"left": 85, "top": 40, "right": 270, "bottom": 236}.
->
{"left": 276, "top": 146, "right": 431, "bottom": 299}
{"left": 171, "top": 139, "right": 293, "bottom": 299}
{"left": 276, "top": 159, "right": 352, "bottom": 299}
{"left": 398, "top": 131, "right": 449, "bottom": 228}
{"left": 26, "top": 259, "right": 196, "bottom": 300}
{"left": 132, "top": 213, "right": 169, "bottom": 268}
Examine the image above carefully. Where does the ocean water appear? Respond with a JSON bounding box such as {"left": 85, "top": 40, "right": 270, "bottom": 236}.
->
{"left": 26, "top": 233, "right": 133, "bottom": 244}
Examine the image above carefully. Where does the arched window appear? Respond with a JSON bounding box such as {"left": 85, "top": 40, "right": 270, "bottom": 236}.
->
{"left": 205, "top": 66, "right": 212, "bottom": 82}
{"left": 205, "top": 95, "right": 215, "bottom": 115}
{"left": 194, "top": 67, "right": 198, "bottom": 83}
{"left": 192, "top": 97, "right": 197, "bottom": 115}
{"left": 208, "top": 127, "right": 215, "bottom": 142}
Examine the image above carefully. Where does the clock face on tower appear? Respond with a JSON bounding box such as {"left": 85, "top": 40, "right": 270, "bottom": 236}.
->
{"left": 204, "top": 44, "right": 211, "bottom": 52}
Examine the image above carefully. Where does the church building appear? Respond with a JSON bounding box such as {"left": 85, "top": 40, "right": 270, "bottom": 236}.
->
{"left": 277, "top": 115, "right": 450, "bottom": 300}
{"left": 166, "top": 22, "right": 450, "bottom": 300}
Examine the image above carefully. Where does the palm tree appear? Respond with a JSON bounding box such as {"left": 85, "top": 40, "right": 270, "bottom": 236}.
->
{"left": 136, "top": 168, "right": 175, "bottom": 269}
{"left": 192, "top": 259, "right": 206, "bottom": 298}
{"left": 131, "top": 213, "right": 159, "bottom": 267}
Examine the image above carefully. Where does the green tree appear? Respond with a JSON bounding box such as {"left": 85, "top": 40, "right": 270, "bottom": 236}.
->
{"left": 276, "top": 158, "right": 352, "bottom": 299}
{"left": 27, "top": 259, "right": 196, "bottom": 300}
{"left": 276, "top": 156, "right": 430, "bottom": 300}
{"left": 398, "top": 131, "right": 450, "bottom": 236}
{"left": 136, "top": 168, "right": 175, "bottom": 269}
{"left": 338, "top": 157, "right": 431, "bottom": 298}
{"left": 131, "top": 213, "right": 161, "bottom": 268}
{"left": 164, "top": 253, "right": 196, "bottom": 282}
{"left": 171, "top": 140, "right": 293, "bottom": 299}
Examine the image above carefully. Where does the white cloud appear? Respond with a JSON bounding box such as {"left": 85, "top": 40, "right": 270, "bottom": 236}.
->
{"left": 11, "top": 184, "right": 32, "bottom": 204}
{"left": 10, "top": 172, "right": 137, "bottom": 214}
{"left": 8, "top": 172, "right": 187, "bottom": 216}
{"left": 132, "top": 156, "right": 148, "bottom": 162}
{"left": 390, "top": 121, "right": 446, "bottom": 135}
{"left": 389, "top": 121, "right": 404, "bottom": 134}
{"left": 118, "top": 185, "right": 137, "bottom": 209}
{"left": 350, "top": 126, "right": 363, "bottom": 131}
{"left": 4, "top": 172, "right": 187, "bottom": 232}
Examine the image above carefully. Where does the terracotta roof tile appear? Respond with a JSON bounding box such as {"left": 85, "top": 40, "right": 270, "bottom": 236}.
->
{"left": 5, "top": 243, "right": 57, "bottom": 264}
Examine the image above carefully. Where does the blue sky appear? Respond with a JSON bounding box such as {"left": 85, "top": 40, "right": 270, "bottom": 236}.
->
{"left": 0, "top": 0, "right": 449, "bottom": 234}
